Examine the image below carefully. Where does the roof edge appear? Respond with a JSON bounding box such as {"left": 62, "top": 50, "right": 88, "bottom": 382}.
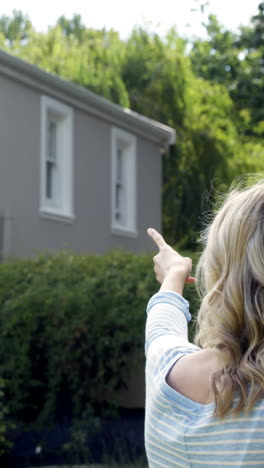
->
{"left": 0, "top": 49, "right": 176, "bottom": 148}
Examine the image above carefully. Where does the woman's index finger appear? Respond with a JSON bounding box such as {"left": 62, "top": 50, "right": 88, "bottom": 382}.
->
{"left": 147, "top": 228, "right": 167, "bottom": 250}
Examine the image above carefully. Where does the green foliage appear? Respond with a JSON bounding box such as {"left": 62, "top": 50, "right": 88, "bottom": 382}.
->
{"left": 0, "top": 250, "right": 199, "bottom": 451}
{"left": 56, "top": 14, "right": 87, "bottom": 42}
{"left": 122, "top": 27, "right": 254, "bottom": 246}
{"left": 61, "top": 405, "right": 101, "bottom": 463}
{"left": 234, "top": 3, "right": 264, "bottom": 132}
{"left": 0, "top": 379, "right": 13, "bottom": 456}
{"left": 0, "top": 19, "right": 129, "bottom": 108}
{"left": 190, "top": 5, "right": 264, "bottom": 137}
{"left": 0, "top": 9, "right": 32, "bottom": 45}
{"left": 190, "top": 15, "right": 241, "bottom": 88}
{"left": 0, "top": 251, "right": 146, "bottom": 425}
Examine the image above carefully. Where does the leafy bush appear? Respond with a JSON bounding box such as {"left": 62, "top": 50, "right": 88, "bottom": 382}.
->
{"left": 0, "top": 378, "right": 13, "bottom": 456}
{"left": 0, "top": 249, "right": 200, "bottom": 447}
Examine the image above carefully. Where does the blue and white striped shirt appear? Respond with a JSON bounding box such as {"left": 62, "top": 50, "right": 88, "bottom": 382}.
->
{"left": 145, "top": 291, "right": 264, "bottom": 467}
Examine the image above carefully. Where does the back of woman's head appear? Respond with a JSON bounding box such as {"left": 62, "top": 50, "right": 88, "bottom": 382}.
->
{"left": 195, "top": 178, "right": 264, "bottom": 418}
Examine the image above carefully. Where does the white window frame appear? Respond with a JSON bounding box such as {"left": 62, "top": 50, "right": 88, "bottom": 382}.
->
{"left": 40, "top": 96, "right": 74, "bottom": 222}
{"left": 111, "top": 127, "right": 137, "bottom": 237}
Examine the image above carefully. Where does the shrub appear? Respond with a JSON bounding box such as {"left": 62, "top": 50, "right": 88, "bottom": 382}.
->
{"left": 0, "top": 378, "right": 13, "bottom": 455}
{"left": 0, "top": 249, "right": 200, "bottom": 444}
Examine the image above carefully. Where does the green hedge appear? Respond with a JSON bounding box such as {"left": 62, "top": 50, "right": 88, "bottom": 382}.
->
{"left": 0, "top": 249, "right": 200, "bottom": 447}
{"left": 0, "top": 378, "right": 13, "bottom": 456}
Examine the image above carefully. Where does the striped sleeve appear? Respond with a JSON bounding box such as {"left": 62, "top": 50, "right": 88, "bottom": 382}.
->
{"left": 145, "top": 290, "right": 199, "bottom": 374}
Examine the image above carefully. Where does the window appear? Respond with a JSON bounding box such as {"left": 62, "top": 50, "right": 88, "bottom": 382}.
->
{"left": 111, "top": 127, "right": 137, "bottom": 235}
{"left": 40, "top": 96, "right": 74, "bottom": 221}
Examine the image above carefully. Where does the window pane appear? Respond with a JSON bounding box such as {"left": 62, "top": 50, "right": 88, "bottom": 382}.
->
{"left": 115, "top": 183, "right": 123, "bottom": 221}
{"left": 46, "top": 161, "right": 54, "bottom": 199}
{"left": 115, "top": 147, "right": 125, "bottom": 224}
{"left": 117, "top": 148, "right": 123, "bottom": 182}
{"left": 48, "top": 120, "right": 56, "bottom": 161}
{"left": 116, "top": 183, "right": 120, "bottom": 212}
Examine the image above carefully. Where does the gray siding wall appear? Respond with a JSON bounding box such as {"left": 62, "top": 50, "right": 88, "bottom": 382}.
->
{"left": 0, "top": 75, "right": 162, "bottom": 259}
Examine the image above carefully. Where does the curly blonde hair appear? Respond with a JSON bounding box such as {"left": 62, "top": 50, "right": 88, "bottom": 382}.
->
{"left": 195, "top": 178, "right": 264, "bottom": 418}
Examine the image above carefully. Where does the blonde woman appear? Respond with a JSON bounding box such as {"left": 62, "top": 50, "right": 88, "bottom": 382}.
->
{"left": 145, "top": 181, "right": 264, "bottom": 467}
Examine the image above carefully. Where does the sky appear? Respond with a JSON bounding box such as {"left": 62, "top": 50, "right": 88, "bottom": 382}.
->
{"left": 0, "top": 0, "right": 262, "bottom": 39}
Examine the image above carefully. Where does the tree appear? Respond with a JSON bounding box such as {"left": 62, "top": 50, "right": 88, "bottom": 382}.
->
{"left": 0, "top": 16, "right": 129, "bottom": 107}
{"left": 0, "top": 10, "right": 32, "bottom": 45}
{"left": 234, "top": 3, "right": 264, "bottom": 134}
{"left": 190, "top": 15, "right": 241, "bottom": 87}
{"left": 190, "top": 4, "right": 264, "bottom": 137}
{"left": 56, "top": 14, "right": 86, "bottom": 42}
{"left": 123, "top": 27, "right": 253, "bottom": 246}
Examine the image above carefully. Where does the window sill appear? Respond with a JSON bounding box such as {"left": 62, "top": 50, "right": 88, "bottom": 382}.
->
{"left": 39, "top": 209, "right": 75, "bottom": 224}
{"left": 111, "top": 226, "right": 138, "bottom": 238}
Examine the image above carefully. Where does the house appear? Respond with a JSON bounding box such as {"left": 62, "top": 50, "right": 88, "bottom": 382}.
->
{"left": 0, "top": 49, "right": 175, "bottom": 260}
